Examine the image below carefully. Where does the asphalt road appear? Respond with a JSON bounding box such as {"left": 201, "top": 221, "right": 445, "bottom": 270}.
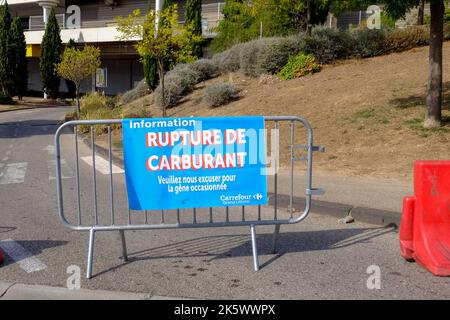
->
{"left": 0, "top": 106, "right": 449, "bottom": 299}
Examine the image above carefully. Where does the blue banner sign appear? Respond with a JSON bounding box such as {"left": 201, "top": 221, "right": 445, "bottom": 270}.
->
{"left": 122, "top": 117, "right": 268, "bottom": 210}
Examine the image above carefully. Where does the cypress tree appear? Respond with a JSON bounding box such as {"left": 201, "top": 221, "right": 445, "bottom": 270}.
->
{"left": 0, "top": 2, "right": 14, "bottom": 97}
{"left": 186, "top": 0, "right": 203, "bottom": 58}
{"left": 40, "top": 8, "right": 62, "bottom": 99}
{"left": 10, "top": 17, "right": 28, "bottom": 100}
{"left": 143, "top": 55, "right": 159, "bottom": 90}
{"left": 162, "top": 0, "right": 173, "bottom": 10}
{"left": 65, "top": 39, "right": 77, "bottom": 99}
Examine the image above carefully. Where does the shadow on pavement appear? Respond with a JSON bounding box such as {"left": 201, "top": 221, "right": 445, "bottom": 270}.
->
{"left": 0, "top": 240, "right": 67, "bottom": 267}
{"left": 95, "top": 226, "right": 395, "bottom": 276}
{"left": 0, "top": 120, "right": 62, "bottom": 139}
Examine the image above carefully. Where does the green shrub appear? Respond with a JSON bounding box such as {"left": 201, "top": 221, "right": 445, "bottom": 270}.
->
{"left": 80, "top": 92, "right": 108, "bottom": 116}
{"left": 77, "top": 92, "right": 121, "bottom": 134}
{"left": 383, "top": 26, "right": 429, "bottom": 53}
{"left": 211, "top": 46, "right": 241, "bottom": 73}
{"left": 119, "top": 79, "right": 150, "bottom": 105}
{"left": 212, "top": 36, "right": 305, "bottom": 76}
{"left": 350, "top": 28, "right": 386, "bottom": 58}
{"left": 0, "top": 95, "right": 14, "bottom": 105}
{"left": 304, "top": 27, "right": 353, "bottom": 64}
{"left": 277, "top": 53, "right": 321, "bottom": 80}
{"left": 254, "top": 36, "right": 306, "bottom": 75}
{"left": 202, "top": 82, "right": 238, "bottom": 107}
{"left": 154, "top": 63, "right": 202, "bottom": 107}
{"left": 190, "top": 59, "right": 219, "bottom": 81}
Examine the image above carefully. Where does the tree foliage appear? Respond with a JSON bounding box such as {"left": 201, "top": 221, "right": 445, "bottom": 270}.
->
{"left": 40, "top": 8, "right": 62, "bottom": 99}
{"left": 56, "top": 45, "right": 101, "bottom": 118}
{"left": 212, "top": 0, "right": 330, "bottom": 52}
{"left": 0, "top": 2, "right": 13, "bottom": 96}
{"left": 10, "top": 17, "right": 27, "bottom": 99}
{"left": 143, "top": 54, "right": 159, "bottom": 90}
{"left": 64, "top": 39, "right": 77, "bottom": 99}
{"left": 186, "top": 0, "right": 203, "bottom": 57}
{"left": 116, "top": 4, "right": 203, "bottom": 116}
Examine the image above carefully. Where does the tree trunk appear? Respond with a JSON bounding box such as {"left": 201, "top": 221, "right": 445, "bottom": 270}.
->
{"left": 424, "top": 0, "right": 444, "bottom": 128}
{"left": 76, "top": 85, "right": 80, "bottom": 120}
{"left": 418, "top": 0, "right": 425, "bottom": 25}
{"left": 158, "top": 59, "right": 166, "bottom": 118}
{"left": 306, "top": 0, "right": 312, "bottom": 36}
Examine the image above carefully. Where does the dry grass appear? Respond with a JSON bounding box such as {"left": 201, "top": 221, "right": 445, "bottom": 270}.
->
{"left": 115, "top": 42, "right": 450, "bottom": 183}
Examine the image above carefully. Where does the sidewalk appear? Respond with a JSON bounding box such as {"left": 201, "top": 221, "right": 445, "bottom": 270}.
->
{"left": 0, "top": 281, "right": 190, "bottom": 300}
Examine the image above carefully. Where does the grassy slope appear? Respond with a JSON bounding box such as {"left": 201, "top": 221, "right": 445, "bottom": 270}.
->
{"left": 120, "top": 42, "right": 450, "bottom": 183}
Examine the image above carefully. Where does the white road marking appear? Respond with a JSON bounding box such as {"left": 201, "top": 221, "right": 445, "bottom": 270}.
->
{"left": 81, "top": 155, "right": 124, "bottom": 175}
{"left": 42, "top": 145, "right": 55, "bottom": 155}
{"left": 0, "top": 239, "right": 48, "bottom": 273}
{"left": 1, "top": 157, "right": 8, "bottom": 162}
{"left": 48, "top": 159, "right": 74, "bottom": 180}
{"left": 0, "top": 162, "right": 27, "bottom": 185}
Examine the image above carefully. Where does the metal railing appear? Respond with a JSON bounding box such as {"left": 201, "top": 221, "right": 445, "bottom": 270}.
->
{"left": 26, "top": 3, "right": 225, "bottom": 34}
{"left": 55, "top": 116, "right": 325, "bottom": 279}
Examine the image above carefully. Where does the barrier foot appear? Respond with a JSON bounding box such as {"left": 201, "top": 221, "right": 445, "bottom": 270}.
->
{"left": 271, "top": 225, "right": 281, "bottom": 254}
{"left": 250, "top": 224, "right": 259, "bottom": 271}
{"left": 86, "top": 229, "right": 96, "bottom": 279}
{"left": 119, "top": 230, "right": 128, "bottom": 262}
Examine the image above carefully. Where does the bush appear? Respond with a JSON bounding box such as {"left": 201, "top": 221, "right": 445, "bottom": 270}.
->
{"left": 202, "top": 82, "right": 238, "bottom": 107}
{"left": 77, "top": 92, "right": 121, "bottom": 134}
{"left": 80, "top": 92, "right": 108, "bottom": 116}
{"left": 350, "top": 28, "right": 386, "bottom": 58}
{"left": 304, "top": 27, "right": 353, "bottom": 64}
{"left": 277, "top": 53, "right": 321, "bottom": 80}
{"left": 154, "top": 63, "right": 202, "bottom": 107}
{"left": 119, "top": 79, "right": 150, "bottom": 105}
{"left": 383, "top": 26, "right": 429, "bottom": 53}
{"left": 211, "top": 46, "right": 241, "bottom": 73}
{"left": 254, "top": 36, "right": 306, "bottom": 75}
{"left": 0, "top": 95, "right": 14, "bottom": 105}
{"left": 190, "top": 59, "right": 219, "bottom": 81}
{"left": 212, "top": 36, "right": 305, "bottom": 76}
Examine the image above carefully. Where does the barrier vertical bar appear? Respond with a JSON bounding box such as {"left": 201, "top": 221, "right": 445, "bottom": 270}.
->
{"left": 290, "top": 121, "right": 294, "bottom": 218}
{"left": 119, "top": 230, "right": 128, "bottom": 262}
{"left": 91, "top": 127, "right": 98, "bottom": 225}
{"left": 108, "top": 126, "right": 115, "bottom": 225}
{"left": 274, "top": 121, "right": 279, "bottom": 220}
{"left": 271, "top": 224, "right": 280, "bottom": 254}
{"left": 250, "top": 224, "right": 259, "bottom": 271}
{"left": 86, "top": 229, "right": 95, "bottom": 279}
{"left": 74, "top": 126, "right": 81, "bottom": 225}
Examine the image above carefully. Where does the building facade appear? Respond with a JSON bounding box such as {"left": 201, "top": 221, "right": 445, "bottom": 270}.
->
{"left": 5, "top": 0, "right": 224, "bottom": 96}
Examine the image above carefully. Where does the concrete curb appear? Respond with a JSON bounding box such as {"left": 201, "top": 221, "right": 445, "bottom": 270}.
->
{"left": 270, "top": 193, "right": 401, "bottom": 228}
{"left": 0, "top": 104, "right": 70, "bottom": 114}
{"left": 0, "top": 281, "right": 194, "bottom": 300}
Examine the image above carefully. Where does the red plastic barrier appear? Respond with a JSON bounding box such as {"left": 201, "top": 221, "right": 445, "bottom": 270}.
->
{"left": 0, "top": 249, "right": 3, "bottom": 266}
{"left": 399, "top": 161, "right": 450, "bottom": 276}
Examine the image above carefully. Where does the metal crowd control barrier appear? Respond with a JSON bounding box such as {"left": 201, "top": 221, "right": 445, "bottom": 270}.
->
{"left": 55, "top": 116, "right": 325, "bottom": 279}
